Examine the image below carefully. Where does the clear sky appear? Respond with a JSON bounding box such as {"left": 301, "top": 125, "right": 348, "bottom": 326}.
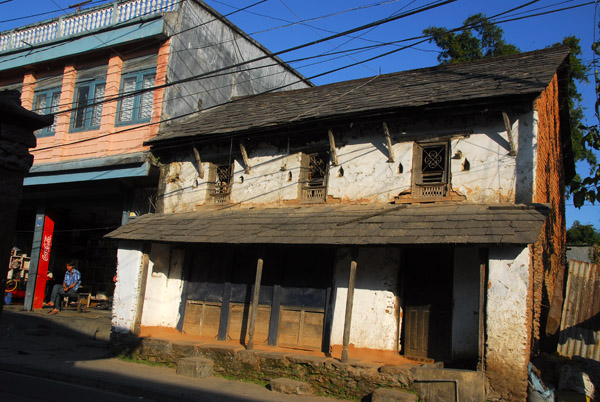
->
{"left": 1, "top": 0, "right": 599, "bottom": 228}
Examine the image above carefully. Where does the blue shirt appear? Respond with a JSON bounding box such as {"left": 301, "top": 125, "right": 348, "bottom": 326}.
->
{"left": 64, "top": 269, "right": 81, "bottom": 292}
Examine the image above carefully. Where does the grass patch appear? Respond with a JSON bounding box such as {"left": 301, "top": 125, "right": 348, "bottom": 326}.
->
{"left": 117, "top": 355, "right": 175, "bottom": 368}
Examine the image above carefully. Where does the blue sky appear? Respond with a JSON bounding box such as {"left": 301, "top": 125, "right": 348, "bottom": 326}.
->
{"left": 2, "top": 0, "right": 599, "bottom": 228}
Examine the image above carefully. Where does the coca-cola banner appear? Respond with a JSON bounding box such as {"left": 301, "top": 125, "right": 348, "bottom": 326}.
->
{"left": 33, "top": 215, "right": 54, "bottom": 309}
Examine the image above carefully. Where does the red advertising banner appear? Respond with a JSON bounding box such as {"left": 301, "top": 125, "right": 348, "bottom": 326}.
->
{"left": 32, "top": 215, "right": 54, "bottom": 309}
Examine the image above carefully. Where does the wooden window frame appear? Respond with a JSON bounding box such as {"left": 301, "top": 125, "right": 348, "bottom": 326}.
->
{"left": 33, "top": 86, "right": 61, "bottom": 137}
{"left": 412, "top": 141, "right": 450, "bottom": 198}
{"left": 298, "top": 151, "right": 329, "bottom": 202}
{"left": 116, "top": 68, "right": 156, "bottom": 126}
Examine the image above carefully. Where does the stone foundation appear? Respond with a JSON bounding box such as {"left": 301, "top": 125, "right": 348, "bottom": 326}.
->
{"left": 111, "top": 334, "right": 485, "bottom": 401}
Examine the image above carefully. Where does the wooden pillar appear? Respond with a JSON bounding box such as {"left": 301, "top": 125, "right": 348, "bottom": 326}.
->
{"left": 133, "top": 243, "right": 152, "bottom": 336}
{"left": 478, "top": 248, "right": 488, "bottom": 371}
{"left": 341, "top": 248, "right": 358, "bottom": 363}
{"left": 247, "top": 257, "right": 264, "bottom": 350}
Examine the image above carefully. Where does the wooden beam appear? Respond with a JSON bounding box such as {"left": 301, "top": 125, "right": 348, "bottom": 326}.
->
{"left": 192, "top": 146, "right": 204, "bottom": 179}
{"left": 478, "top": 248, "right": 487, "bottom": 372}
{"left": 247, "top": 257, "right": 264, "bottom": 350}
{"left": 341, "top": 248, "right": 358, "bottom": 363}
{"left": 501, "top": 112, "right": 517, "bottom": 156}
{"left": 382, "top": 122, "right": 395, "bottom": 162}
{"left": 239, "top": 143, "right": 251, "bottom": 174}
{"left": 328, "top": 129, "right": 339, "bottom": 166}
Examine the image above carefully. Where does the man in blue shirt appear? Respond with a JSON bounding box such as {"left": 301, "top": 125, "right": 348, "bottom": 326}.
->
{"left": 46, "top": 260, "right": 81, "bottom": 315}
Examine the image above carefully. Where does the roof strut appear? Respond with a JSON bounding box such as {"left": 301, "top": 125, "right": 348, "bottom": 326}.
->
{"left": 502, "top": 112, "right": 517, "bottom": 156}
{"left": 192, "top": 146, "right": 204, "bottom": 179}
{"left": 239, "top": 142, "right": 251, "bottom": 174}
{"left": 382, "top": 122, "right": 395, "bottom": 162}
{"left": 328, "top": 129, "right": 339, "bottom": 166}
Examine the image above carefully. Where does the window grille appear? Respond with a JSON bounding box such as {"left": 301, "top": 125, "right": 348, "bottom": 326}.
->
{"left": 117, "top": 69, "right": 156, "bottom": 125}
{"left": 300, "top": 152, "right": 328, "bottom": 201}
{"left": 209, "top": 164, "right": 233, "bottom": 204}
{"left": 71, "top": 80, "right": 105, "bottom": 131}
{"left": 413, "top": 143, "right": 449, "bottom": 198}
{"left": 33, "top": 87, "right": 61, "bottom": 137}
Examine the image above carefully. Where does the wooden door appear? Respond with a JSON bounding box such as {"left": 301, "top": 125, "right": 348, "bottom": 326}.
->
{"left": 403, "top": 248, "right": 453, "bottom": 362}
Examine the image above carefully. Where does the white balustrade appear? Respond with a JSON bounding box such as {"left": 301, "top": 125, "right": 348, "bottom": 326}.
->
{"left": 0, "top": 0, "right": 178, "bottom": 53}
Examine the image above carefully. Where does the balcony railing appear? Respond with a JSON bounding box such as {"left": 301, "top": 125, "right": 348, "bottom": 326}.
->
{"left": 0, "top": 0, "right": 178, "bottom": 53}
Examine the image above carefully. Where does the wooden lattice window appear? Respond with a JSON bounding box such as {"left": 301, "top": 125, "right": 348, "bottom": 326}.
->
{"left": 299, "top": 151, "right": 329, "bottom": 202}
{"left": 412, "top": 142, "right": 449, "bottom": 198}
{"left": 207, "top": 163, "right": 233, "bottom": 204}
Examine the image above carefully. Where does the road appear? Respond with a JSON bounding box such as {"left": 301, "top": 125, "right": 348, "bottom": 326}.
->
{"left": 0, "top": 370, "right": 155, "bottom": 402}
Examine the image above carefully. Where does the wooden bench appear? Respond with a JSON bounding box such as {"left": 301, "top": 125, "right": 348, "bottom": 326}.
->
{"left": 63, "top": 291, "right": 91, "bottom": 312}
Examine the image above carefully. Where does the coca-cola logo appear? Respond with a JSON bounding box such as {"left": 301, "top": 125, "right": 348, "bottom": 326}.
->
{"left": 41, "top": 234, "right": 52, "bottom": 262}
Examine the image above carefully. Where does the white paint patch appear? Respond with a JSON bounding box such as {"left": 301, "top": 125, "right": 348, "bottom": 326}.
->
{"left": 141, "top": 243, "right": 185, "bottom": 328}
{"left": 112, "top": 241, "right": 144, "bottom": 333}
{"left": 330, "top": 247, "right": 400, "bottom": 350}
{"left": 486, "top": 247, "right": 531, "bottom": 370}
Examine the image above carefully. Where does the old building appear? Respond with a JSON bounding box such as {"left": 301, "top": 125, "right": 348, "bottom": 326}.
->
{"left": 0, "top": 0, "right": 310, "bottom": 307}
{"left": 106, "top": 46, "right": 573, "bottom": 401}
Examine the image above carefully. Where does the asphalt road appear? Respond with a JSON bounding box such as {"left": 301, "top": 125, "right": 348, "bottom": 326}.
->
{"left": 0, "top": 370, "right": 156, "bottom": 402}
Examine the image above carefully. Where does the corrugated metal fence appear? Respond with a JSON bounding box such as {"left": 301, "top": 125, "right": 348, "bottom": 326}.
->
{"left": 557, "top": 260, "right": 600, "bottom": 361}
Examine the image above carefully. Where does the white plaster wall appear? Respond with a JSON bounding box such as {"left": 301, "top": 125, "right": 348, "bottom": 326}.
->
{"left": 165, "top": 112, "right": 536, "bottom": 208}
{"left": 328, "top": 137, "right": 413, "bottom": 203}
{"left": 452, "top": 247, "right": 480, "bottom": 359}
{"left": 112, "top": 241, "right": 144, "bottom": 333}
{"left": 450, "top": 111, "right": 535, "bottom": 203}
{"left": 330, "top": 247, "right": 401, "bottom": 350}
{"left": 230, "top": 147, "right": 301, "bottom": 205}
{"left": 486, "top": 247, "right": 531, "bottom": 371}
{"left": 141, "top": 243, "right": 185, "bottom": 328}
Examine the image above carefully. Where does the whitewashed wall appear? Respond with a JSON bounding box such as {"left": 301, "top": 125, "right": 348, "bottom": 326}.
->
{"left": 112, "top": 241, "right": 144, "bottom": 333}
{"left": 486, "top": 247, "right": 531, "bottom": 374}
{"left": 160, "top": 112, "right": 536, "bottom": 212}
{"left": 452, "top": 247, "right": 481, "bottom": 359}
{"left": 141, "top": 243, "right": 185, "bottom": 328}
{"left": 330, "top": 247, "right": 401, "bottom": 351}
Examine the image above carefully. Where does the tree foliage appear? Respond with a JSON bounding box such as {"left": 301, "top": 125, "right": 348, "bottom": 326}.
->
{"left": 423, "top": 13, "right": 519, "bottom": 64}
{"left": 570, "top": 35, "right": 600, "bottom": 207}
{"left": 424, "top": 14, "right": 593, "bottom": 207}
{"left": 567, "top": 220, "right": 600, "bottom": 244}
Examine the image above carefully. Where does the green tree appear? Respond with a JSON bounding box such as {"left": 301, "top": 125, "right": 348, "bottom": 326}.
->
{"left": 567, "top": 220, "right": 600, "bottom": 244}
{"left": 423, "top": 13, "right": 519, "bottom": 64}
{"left": 424, "top": 15, "right": 591, "bottom": 198}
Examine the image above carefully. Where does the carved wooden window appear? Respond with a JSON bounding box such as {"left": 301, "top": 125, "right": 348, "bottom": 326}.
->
{"left": 299, "top": 151, "right": 329, "bottom": 202}
{"left": 207, "top": 163, "right": 233, "bottom": 205}
{"left": 412, "top": 142, "right": 449, "bottom": 198}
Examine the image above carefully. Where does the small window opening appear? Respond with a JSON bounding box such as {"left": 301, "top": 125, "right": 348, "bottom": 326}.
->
{"left": 300, "top": 151, "right": 329, "bottom": 202}
{"left": 413, "top": 142, "right": 449, "bottom": 198}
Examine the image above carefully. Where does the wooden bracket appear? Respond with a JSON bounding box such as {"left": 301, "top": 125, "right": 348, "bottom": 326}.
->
{"left": 382, "top": 122, "right": 395, "bottom": 162}
{"left": 192, "top": 146, "right": 204, "bottom": 179}
{"left": 501, "top": 112, "right": 517, "bottom": 156}
{"left": 239, "top": 142, "right": 251, "bottom": 174}
{"left": 328, "top": 129, "right": 339, "bottom": 166}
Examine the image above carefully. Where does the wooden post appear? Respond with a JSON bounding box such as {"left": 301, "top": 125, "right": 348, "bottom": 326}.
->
{"left": 239, "top": 143, "right": 251, "bottom": 174}
{"left": 192, "top": 146, "right": 204, "bottom": 179}
{"left": 382, "top": 122, "right": 395, "bottom": 162}
{"left": 247, "top": 257, "right": 264, "bottom": 350}
{"left": 328, "top": 129, "right": 339, "bottom": 166}
{"left": 501, "top": 112, "right": 517, "bottom": 156}
{"left": 133, "top": 243, "right": 152, "bottom": 336}
{"left": 341, "top": 249, "right": 358, "bottom": 363}
{"left": 478, "top": 248, "right": 487, "bottom": 371}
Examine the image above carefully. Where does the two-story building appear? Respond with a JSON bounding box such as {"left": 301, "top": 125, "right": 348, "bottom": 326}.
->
{"left": 106, "top": 46, "right": 573, "bottom": 401}
{"left": 0, "top": 0, "right": 310, "bottom": 305}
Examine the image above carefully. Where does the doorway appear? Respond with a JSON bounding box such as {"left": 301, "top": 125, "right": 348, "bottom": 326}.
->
{"left": 402, "top": 247, "right": 453, "bottom": 362}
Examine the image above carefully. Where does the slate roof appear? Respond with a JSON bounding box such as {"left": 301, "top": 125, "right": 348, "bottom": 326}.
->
{"left": 106, "top": 203, "right": 549, "bottom": 246}
{"left": 149, "top": 46, "right": 570, "bottom": 145}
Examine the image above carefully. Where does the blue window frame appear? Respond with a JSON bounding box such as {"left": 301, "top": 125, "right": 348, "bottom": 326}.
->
{"left": 33, "top": 87, "right": 61, "bottom": 137}
{"left": 116, "top": 68, "right": 155, "bottom": 126}
{"left": 71, "top": 79, "right": 105, "bottom": 131}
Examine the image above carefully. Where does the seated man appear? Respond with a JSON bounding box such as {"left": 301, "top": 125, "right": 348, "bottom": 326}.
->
{"left": 46, "top": 260, "right": 81, "bottom": 315}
